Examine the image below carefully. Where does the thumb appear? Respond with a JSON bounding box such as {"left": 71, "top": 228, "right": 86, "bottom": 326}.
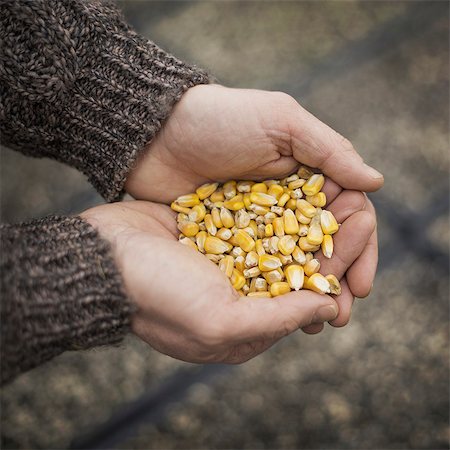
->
{"left": 228, "top": 291, "right": 339, "bottom": 343}
{"left": 289, "top": 104, "right": 384, "bottom": 192}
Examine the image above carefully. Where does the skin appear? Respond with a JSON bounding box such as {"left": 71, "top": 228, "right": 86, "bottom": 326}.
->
{"left": 82, "top": 84, "right": 383, "bottom": 363}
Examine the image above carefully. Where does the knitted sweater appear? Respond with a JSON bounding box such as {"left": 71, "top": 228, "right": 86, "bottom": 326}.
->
{"left": 0, "top": 0, "right": 210, "bottom": 385}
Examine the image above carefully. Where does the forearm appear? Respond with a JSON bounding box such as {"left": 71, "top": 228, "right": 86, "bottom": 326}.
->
{"left": 0, "top": 215, "right": 133, "bottom": 385}
{"left": 0, "top": 0, "right": 210, "bottom": 201}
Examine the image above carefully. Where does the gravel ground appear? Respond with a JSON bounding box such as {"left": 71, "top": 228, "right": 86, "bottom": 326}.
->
{"left": 1, "top": 2, "right": 448, "bottom": 449}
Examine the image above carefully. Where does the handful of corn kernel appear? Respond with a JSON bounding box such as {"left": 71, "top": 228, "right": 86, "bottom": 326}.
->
{"left": 171, "top": 166, "right": 341, "bottom": 298}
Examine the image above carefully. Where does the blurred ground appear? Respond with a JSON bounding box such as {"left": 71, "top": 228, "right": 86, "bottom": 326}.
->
{"left": 1, "top": 1, "right": 449, "bottom": 449}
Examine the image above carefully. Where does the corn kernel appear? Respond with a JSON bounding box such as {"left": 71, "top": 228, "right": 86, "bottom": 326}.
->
{"left": 320, "top": 210, "right": 339, "bottom": 235}
{"left": 233, "top": 209, "right": 250, "bottom": 228}
{"left": 237, "top": 180, "right": 254, "bottom": 193}
{"left": 243, "top": 193, "right": 252, "bottom": 209}
{"left": 220, "top": 207, "right": 235, "bottom": 228}
{"left": 179, "top": 237, "right": 198, "bottom": 251}
{"left": 244, "top": 267, "right": 262, "bottom": 278}
{"left": 231, "top": 269, "right": 246, "bottom": 290}
{"left": 298, "top": 237, "right": 320, "bottom": 252}
{"left": 255, "top": 239, "right": 266, "bottom": 256}
{"left": 223, "top": 194, "right": 244, "bottom": 211}
{"left": 263, "top": 269, "right": 283, "bottom": 284}
{"left": 243, "top": 251, "right": 258, "bottom": 269}
{"left": 298, "top": 224, "right": 309, "bottom": 236}
{"left": 219, "top": 255, "right": 234, "bottom": 278}
{"left": 288, "top": 179, "right": 305, "bottom": 190}
{"left": 284, "top": 264, "right": 304, "bottom": 291}
{"left": 306, "top": 192, "right": 327, "bottom": 207}
{"left": 304, "top": 273, "right": 330, "bottom": 294}
{"left": 248, "top": 220, "right": 258, "bottom": 237}
{"left": 258, "top": 254, "right": 282, "bottom": 271}
{"left": 247, "top": 291, "right": 272, "bottom": 298}
{"left": 171, "top": 202, "right": 191, "bottom": 214}
{"left": 251, "top": 183, "right": 268, "bottom": 193}
{"left": 175, "top": 193, "right": 200, "bottom": 207}
{"left": 205, "top": 254, "right": 224, "bottom": 263}
{"left": 196, "top": 183, "right": 219, "bottom": 200}
{"left": 177, "top": 213, "right": 188, "bottom": 223}
{"left": 324, "top": 274, "right": 341, "bottom": 295}
{"left": 283, "top": 209, "right": 300, "bottom": 235}
{"left": 204, "top": 214, "right": 217, "bottom": 236}
{"left": 321, "top": 235, "right": 333, "bottom": 258}
{"left": 271, "top": 206, "right": 285, "bottom": 216}
{"left": 296, "top": 199, "right": 316, "bottom": 218}
{"left": 277, "top": 252, "right": 293, "bottom": 265}
{"left": 211, "top": 207, "right": 223, "bottom": 228}
{"left": 177, "top": 220, "right": 199, "bottom": 237}
{"left": 268, "top": 184, "right": 284, "bottom": 200}
{"left": 306, "top": 221, "right": 324, "bottom": 246}
{"left": 188, "top": 204, "right": 206, "bottom": 223}
{"left": 234, "top": 255, "right": 245, "bottom": 273}
{"left": 257, "top": 223, "right": 266, "bottom": 239}
{"left": 270, "top": 281, "right": 291, "bottom": 297}
{"left": 223, "top": 180, "right": 237, "bottom": 199}
{"left": 255, "top": 277, "right": 268, "bottom": 292}
{"left": 295, "top": 209, "right": 312, "bottom": 224}
{"left": 264, "top": 180, "right": 279, "bottom": 187}
{"left": 249, "top": 204, "right": 270, "bottom": 215}
{"left": 265, "top": 223, "right": 274, "bottom": 237}
{"left": 273, "top": 217, "right": 285, "bottom": 237}
{"left": 302, "top": 174, "right": 325, "bottom": 196}
{"left": 304, "top": 258, "right": 320, "bottom": 276}
{"left": 234, "top": 230, "right": 255, "bottom": 252}
{"left": 268, "top": 236, "right": 280, "bottom": 254}
{"left": 250, "top": 192, "right": 278, "bottom": 207}
{"left": 204, "top": 236, "right": 233, "bottom": 254}
{"left": 216, "top": 227, "right": 232, "bottom": 241}
{"left": 196, "top": 231, "right": 208, "bottom": 253}
{"left": 278, "top": 235, "right": 296, "bottom": 256}
{"left": 297, "top": 165, "right": 314, "bottom": 179}
{"left": 292, "top": 246, "right": 307, "bottom": 265}
{"left": 305, "top": 252, "right": 314, "bottom": 263}
{"left": 264, "top": 212, "right": 277, "bottom": 224}
{"left": 277, "top": 192, "right": 291, "bottom": 207}
{"left": 210, "top": 189, "right": 225, "bottom": 203}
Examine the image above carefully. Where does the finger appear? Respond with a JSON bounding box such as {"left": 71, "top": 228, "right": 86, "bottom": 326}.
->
{"left": 329, "top": 277, "right": 354, "bottom": 327}
{"left": 289, "top": 105, "right": 384, "bottom": 192}
{"left": 321, "top": 178, "right": 342, "bottom": 205}
{"left": 226, "top": 291, "right": 338, "bottom": 343}
{"left": 301, "top": 323, "right": 325, "bottom": 335}
{"left": 326, "top": 190, "right": 366, "bottom": 223}
{"left": 346, "top": 199, "right": 378, "bottom": 298}
{"left": 317, "top": 210, "right": 376, "bottom": 280}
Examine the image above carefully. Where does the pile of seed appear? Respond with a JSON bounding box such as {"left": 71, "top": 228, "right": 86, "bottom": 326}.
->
{"left": 171, "top": 166, "right": 341, "bottom": 298}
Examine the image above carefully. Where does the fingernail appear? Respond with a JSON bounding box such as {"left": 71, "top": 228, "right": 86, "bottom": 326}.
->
{"left": 363, "top": 163, "right": 384, "bottom": 179}
{"left": 312, "top": 304, "right": 339, "bottom": 323}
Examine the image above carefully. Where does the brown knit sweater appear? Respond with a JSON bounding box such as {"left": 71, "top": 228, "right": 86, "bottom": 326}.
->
{"left": 0, "top": 0, "right": 210, "bottom": 385}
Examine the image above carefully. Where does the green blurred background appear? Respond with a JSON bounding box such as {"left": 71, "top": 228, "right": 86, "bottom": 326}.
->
{"left": 1, "top": 1, "right": 448, "bottom": 449}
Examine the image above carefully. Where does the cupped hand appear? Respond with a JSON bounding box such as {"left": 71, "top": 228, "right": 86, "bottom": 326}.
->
{"left": 81, "top": 201, "right": 342, "bottom": 364}
{"left": 125, "top": 84, "right": 384, "bottom": 203}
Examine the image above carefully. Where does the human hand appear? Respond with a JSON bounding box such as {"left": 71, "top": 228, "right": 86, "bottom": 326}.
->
{"left": 125, "top": 84, "right": 384, "bottom": 203}
{"left": 80, "top": 200, "right": 372, "bottom": 364}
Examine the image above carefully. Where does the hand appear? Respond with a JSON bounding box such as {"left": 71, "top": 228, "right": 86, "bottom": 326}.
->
{"left": 81, "top": 201, "right": 344, "bottom": 364}
{"left": 125, "top": 84, "right": 384, "bottom": 203}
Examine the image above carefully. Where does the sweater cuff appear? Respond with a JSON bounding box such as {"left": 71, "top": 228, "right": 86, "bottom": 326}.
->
{"left": 1, "top": 215, "right": 132, "bottom": 384}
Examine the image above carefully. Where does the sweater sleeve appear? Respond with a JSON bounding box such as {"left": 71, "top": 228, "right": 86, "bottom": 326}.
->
{"left": 0, "top": 215, "right": 133, "bottom": 385}
{"left": 0, "top": 0, "right": 211, "bottom": 201}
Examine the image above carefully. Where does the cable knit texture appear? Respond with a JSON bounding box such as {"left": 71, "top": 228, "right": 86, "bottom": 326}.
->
{"left": 0, "top": 216, "right": 133, "bottom": 385}
{"left": 0, "top": 0, "right": 211, "bottom": 201}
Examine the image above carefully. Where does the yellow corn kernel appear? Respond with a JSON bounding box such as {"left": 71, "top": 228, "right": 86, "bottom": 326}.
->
{"left": 250, "top": 192, "right": 278, "bottom": 207}
{"left": 196, "top": 231, "right": 208, "bottom": 253}
{"left": 277, "top": 193, "right": 291, "bottom": 207}
{"left": 177, "top": 221, "right": 199, "bottom": 237}
{"left": 291, "top": 234, "right": 299, "bottom": 243}
{"left": 234, "top": 230, "right": 255, "bottom": 252}
{"left": 263, "top": 269, "right": 283, "bottom": 284}
{"left": 304, "top": 258, "right": 320, "bottom": 276}
{"left": 204, "top": 214, "right": 217, "bottom": 236}
{"left": 231, "top": 269, "right": 246, "bottom": 290}
{"left": 171, "top": 202, "right": 191, "bottom": 214}
{"left": 210, "top": 189, "right": 225, "bottom": 203}
{"left": 175, "top": 193, "right": 200, "bottom": 207}
{"left": 286, "top": 199, "right": 297, "bottom": 210}
{"left": 304, "top": 273, "right": 330, "bottom": 294}
{"left": 296, "top": 199, "right": 316, "bottom": 218}
{"left": 211, "top": 207, "right": 223, "bottom": 228}
{"left": 179, "top": 237, "right": 198, "bottom": 251}
{"left": 231, "top": 247, "right": 247, "bottom": 259}
{"left": 297, "top": 165, "right": 314, "bottom": 179}
{"left": 326, "top": 274, "right": 341, "bottom": 295}
{"left": 265, "top": 223, "right": 274, "bottom": 237}
{"left": 204, "top": 236, "right": 233, "bottom": 254}
{"left": 205, "top": 253, "right": 224, "bottom": 263}
{"left": 258, "top": 254, "right": 282, "bottom": 271}
{"left": 196, "top": 182, "right": 219, "bottom": 200}
{"left": 188, "top": 203, "right": 206, "bottom": 223}
{"left": 219, "top": 255, "right": 234, "bottom": 278}
{"left": 320, "top": 210, "right": 339, "bottom": 235}
{"left": 234, "top": 256, "right": 245, "bottom": 273}
{"left": 235, "top": 180, "right": 252, "bottom": 193}
{"left": 273, "top": 217, "right": 285, "bottom": 237}
{"left": 248, "top": 220, "right": 258, "bottom": 238}
{"left": 321, "top": 234, "right": 333, "bottom": 259}
{"left": 245, "top": 251, "right": 259, "bottom": 269}
{"left": 298, "top": 237, "right": 320, "bottom": 252}
{"left": 268, "top": 184, "right": 284, "bottom": 200}
{"left": 270, "top": 281, "right": 291, "bottom": 297}
{"left": 223, "top": 194, "right": 245, "bottom": 211}
{"left": 305, "top": 252, "right": 314, "bottom": 263}
{"left": 306, "top": 221, "right": 324, "bottom": 246}
{"left": 292, "top": 246, "right": 307, "bottom": 265}
{"left": 295, "top": 209, "right": 312, "bottom": 224}
{"left": 243, "top": 193, "right": 252, "bottom": 209}
{"left": 268, "top": 236, "right": 280, "bottom": 254}
{"left": 271, "top": 206, "right": 284, "bottom": 216}
{"left": 284, "top": 264, "right": 305, "bottom": 291}
{"left": 247, "top": 291, "right": 272, "bottom": 298}
{"left": 249, "top": 204, "right": 270, "bottom": 215}
{"left": 264, "top": 212, "right": 277, "bottom": 224}
{"left": 264, "top": 179, "right": 279, "bottom": 187}
{"left": 276, "top": 252, "right": 293, "bottom": 265}
{"left": 298, "top": 224, "right": 309, "bottom": 236}
{"left": 283, "top": 209, "right": 300, "bottom": 235}
{"left": 216, "top": 227, "right": 232, "bottom": 241}
{"left": 243, "top": 267, "right": 262, "bottom": 278}
{"left": 306, "top": 192, "right": 326, "bottom": 208}
{"left": 288, "top": 179, "right": 305, "bottom": 190}
{"left": 278, "top": 235, "right": 296, "bottom": 256}
{"left": 257, "top": 223, "right": 266, "bottom": 239}
{"left": 251, "top": 182, "right": 268, "bottom": 193}
{"left": 302, "top": 174, "right": 325, "bottom": 196}
{"left": 290, "top": 188, "right": 303, "bottom": 199}
{"left": 177, "top": 213, "right": 189, "bottom": 223}
{"left": 223, "top": 180, "right": 236, "bottom": 198}
{"left": 255, "top": 239, "right": 266, "bottom": 256}
{"left": 255, "top": 277, "right": 268, "bottom": 292}
{"left": 219, "top": 207, "right": 234, "bottom": 228}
